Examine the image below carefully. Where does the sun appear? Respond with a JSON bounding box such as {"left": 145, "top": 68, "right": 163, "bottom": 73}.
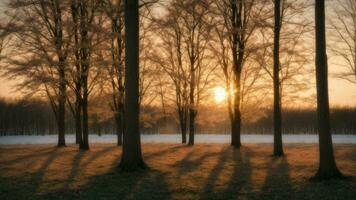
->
{"left": 214, "top": 86, "right": 227, "bottom": 104}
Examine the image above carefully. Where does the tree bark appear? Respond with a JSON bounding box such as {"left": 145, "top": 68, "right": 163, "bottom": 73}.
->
{"left": 55, "top": 1, "right": 66, "bottom": 147}
{"left": 71, "top": 0, "right": 82, "bottom": 145}
{"left": 75, "top": 89, "right": 82, "bottom": 145}
{"left": 230, "top": 0, "right": 243, "bottom": 148}
{"left": 231, "top": 79, "right": 241, "bottom": 148}
{"left": 188, "top": 60, "right": 196, "bottom": 146}
{"left": 115, "top": 111, "right": 123, "bottom": 146}
{"left": 78, "top": 0, "right": 90, "bottom": 151}
{"left": 188, "top": 108, "right": 195, "bottom": 145}
{"left": 314, "top": 0, "right": 342, "bottom": 179}
{"left": 80, "top": 90, "right": 89, "bottom": 150}
{"left": 231, "top": 56, "right": 242, "bottom": 148}
{"left": 57, "top": 65, "right": 66, "bottom": 147}
{"left": 119, "top": 0, "right": 146, "bottom": 171}
{"left": 273, "top": 0, "right": 284, "bottom": 156}
{"left": 179, "top": 111, "right": 187, "bottom": 143}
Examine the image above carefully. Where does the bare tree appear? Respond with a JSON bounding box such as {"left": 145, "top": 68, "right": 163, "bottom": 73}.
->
{"left": 153, "top": 2, "right": 190, "bottom": 143}
{"left": 272, "top": 0, "right": 283, "bottom": 156}
{"left": 256, "top": 0, "right": 312, "bottom": 156}
{"left": 119, "top": 0, "right": 146, "bottom": 171}
{"left": 153, "top": 0, "right": 215, "bottom": 145}
{"left": 68, "top": 0, "right": 103, "bottom": 150}
{"left": 2, "top": 0, "right": 72, "bottom": 147}
{"left": 181, "top": 0, "right": 214, "bottom": 145}
{"left": 102, "top": 0, "right": 125, "bottom": 146}
{"left": 215, "top": 0, "right": 268, "bottom": 148}
{"left": 329, "top": 0, "right": 356, "bottom": 84}
{"left": 138, "top": 14, "right": 159, "bottom": 108}
{"left": 211, "top": 12, "right": 268, "bottom": 142}
{"left": 313, "top": 0, "right": 342, "bottom": 180}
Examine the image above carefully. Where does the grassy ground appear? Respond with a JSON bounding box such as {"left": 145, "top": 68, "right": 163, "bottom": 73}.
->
{"left": 0, "top": 143, "right": 355, "bottom": 200}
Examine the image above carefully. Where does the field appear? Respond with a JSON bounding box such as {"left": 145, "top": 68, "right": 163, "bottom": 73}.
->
{"left": 0, "top": 144, "right": 355, "bottom": 200}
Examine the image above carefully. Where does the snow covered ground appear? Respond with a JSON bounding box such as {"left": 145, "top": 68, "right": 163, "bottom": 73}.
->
{"left": 0, "top": 134, "right": 355, "bottom": 145}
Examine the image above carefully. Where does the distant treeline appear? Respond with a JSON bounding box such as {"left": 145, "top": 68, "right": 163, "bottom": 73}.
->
{"left": 0, "top": 99, "right": 355, "bottom": 136}
{"left": 242, "top": 108, "right": 356, "bottom": 135}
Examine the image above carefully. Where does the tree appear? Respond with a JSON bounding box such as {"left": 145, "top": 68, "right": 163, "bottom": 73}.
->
{"left": 257, "top": 0, "right": 311, "bottom": 156}
{"left": 329, "top": 0, "right": 356, "bottom": 84}
{"left": 313, "top": 0, "right": 342, "bottom": 179}
{"left": 153, "top": 3, "right": 190, "bottom": 143}
{"left": 211, "top": 11, "right": 268, "bottom": 145}
{"left": 272, "top": 0, "right": 283, "bottom": 156}
{"left": 68, "top": 0, "right": 83, "bottom": 145}
{"left": 154, "top": 0, "right": 214, "bottom": 145}
{"left": 2, "top": 0, "right": 71, "bottom": 147}
{"left": 118, "top": 0, "right": 146, "bottom": 171}
{"left": 103, "top": 0, "right": 125, "bottom": 146}
{"left": 215, "top": 0, "right": 268, "bottom": 148}
{"left": 69, "top": 0, "right": 103, "bottom": 150}
{"left": 180, "top": 0, "right": 213, "bottom": 145}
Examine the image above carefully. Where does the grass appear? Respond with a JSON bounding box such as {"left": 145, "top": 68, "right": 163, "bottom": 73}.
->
{"left": 0, "top": 143, "right": 355, "bottom": 200}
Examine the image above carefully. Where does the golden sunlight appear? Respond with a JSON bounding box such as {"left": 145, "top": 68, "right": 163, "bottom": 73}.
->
{"left": 214, "top": 86, "right": 227, "bottom": 104}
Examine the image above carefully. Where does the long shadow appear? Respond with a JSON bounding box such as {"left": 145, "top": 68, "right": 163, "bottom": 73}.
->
{"left": 0, "top": 147, "right": 63, "bottom": 199}
{"left": 223, "top": 147, "right": 253, "bottom": 199}
{"left": 199, "top": 146, "right": 253, "bottom": 200}
{"left": 144, "top": 145, "right": 188, "bottom": 160}
{"left": 38, "top": 150, "right": 172, "bottom": 200}
{"left": 64, "top": 146, "right": 117, "bottom": 189}
{"left": 174, "top": 148, "right": 221, "bottom": 177}
{"left": 199, "top": 146, "right": 230, "bottom": 198}
{"left": 18, "top": 147, "right": 67, "bottom": 197}
{"left": 0, "top": 147, "right": 58, "bottom": 167}
{"left": 258, "top": 156, "right": 292, "bottom": 200}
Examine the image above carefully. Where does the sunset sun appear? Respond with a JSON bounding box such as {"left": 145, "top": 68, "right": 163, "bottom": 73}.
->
{"left": 214, "top": 86, "right": 227, "bottom": 103}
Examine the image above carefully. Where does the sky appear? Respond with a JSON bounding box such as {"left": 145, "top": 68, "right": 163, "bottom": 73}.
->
{"left": 0, "top": 0, "right": 355, "bottom": 106}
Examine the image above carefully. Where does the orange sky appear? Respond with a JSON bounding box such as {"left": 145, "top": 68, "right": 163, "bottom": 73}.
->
{"left": 1, "top": 72, "right": 355, "bottom": 106}
{"left": 0, "top": 0, "right": 355, "bottom": 107}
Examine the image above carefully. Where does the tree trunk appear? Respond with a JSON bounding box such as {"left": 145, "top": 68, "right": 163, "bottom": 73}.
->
{"left": 230, "top": 0, "right": 242, "bottom": 148}
{"left": 115, "top": 111, "right": 123, "bottom": 146}
{"left": 53, "top": 0, "right": 66, "bottom": 148}
{"left": 181, "top": 126, "right": 187, "bottom": 143}
{"left": 188, "top": 108, "right": 195, "bottom": 145}
{"left": 231, "top": 75, "right": 241, "bottom": 148}
{"left": 178, "top": 110, "right": 187, "bottom": 143}
{"left": 181, "top": 118, "right": 187, "bottom": 144}
{"left": 119, "top": 0, "right": 146, "bottom": 171}
{"left": 75, "top": 92, "right": 82, "bottom": 145}
{"left": 57, "top": 65, "right": 66, "bottom": 147}
{"left": 57, "top": 102, "right": 66, "bottom": 147}
{"left": 80, "top": 91, "right": 89, "bottom": 150}
{"left": 273, "top": 0, "right": 284, "bottom": 156}
{"left": 314, "top": 0, "right": 342, "bottom": 179}
{"left": 188, "top": 62, "right": 196, "bottom": 146}
{"left": 78, "top": 0, "right": 90, "bottom": 151}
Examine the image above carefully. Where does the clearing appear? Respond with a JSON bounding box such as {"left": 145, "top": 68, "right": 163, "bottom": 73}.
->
{"left": 0, "top": 144, "right": 355, "bottom": 199}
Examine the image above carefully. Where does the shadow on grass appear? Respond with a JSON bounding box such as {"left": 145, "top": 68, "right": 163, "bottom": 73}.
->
{"left": 1, "top": 145, "right": 356, "bottom": 200}
{"left": 0, "top": 147, "right": 64, "bottom": 199}
{"left": 38, "top": 148, "right": 172, "bottom": 200}
{"left": 64, "top": 146, "right": 117, "bottom": 189}
{"left": 37, "top": 169, "right": 172, "bottom": 200}
{"left": 174, "top": 148, "right": 221, "bottom": 177}
{"left": 198, "top": 146, "right": 253, "bottom": 199}
{"left": 257, "top": 156, "right": 292, "bottom": 200}
{"left": 144, "top": 144, "right": 188, "bottom": 160}
{"left": 0, "top": 147, "right": 58, "bottom": 166}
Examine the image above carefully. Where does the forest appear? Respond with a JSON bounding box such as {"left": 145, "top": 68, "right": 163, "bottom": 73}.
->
{"left": 0, "top": 0, "right": 354, "bottom": 146}
{"left": 1, "top": 98, "right": 356, "bottom": 136}
{"left": 0, "top": 0, "right": 355, "bottom": 199}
